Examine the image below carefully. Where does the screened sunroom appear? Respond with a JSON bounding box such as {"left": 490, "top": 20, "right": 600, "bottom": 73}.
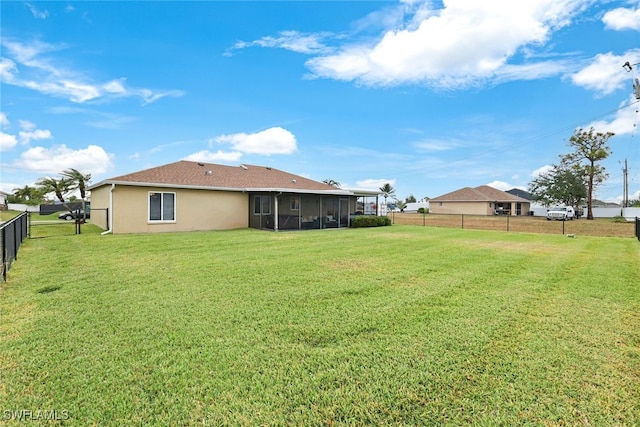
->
{"left": 249, "top": 191, "right": 380, "bottom": 231}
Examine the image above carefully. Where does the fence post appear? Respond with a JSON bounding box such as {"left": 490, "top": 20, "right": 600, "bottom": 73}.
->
{"left": 1, "top": 225, "right": 5, "bottom": 282}
{"left": 461, "top": 214, "right": 464, "bottom": 229}
{"left": 507, "top": 215, "right": 510, "bottom": 232}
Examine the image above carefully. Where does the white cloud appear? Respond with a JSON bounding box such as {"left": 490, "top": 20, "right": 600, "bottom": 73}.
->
{"left": 486, "top": 180, "right": 513, "bottom": 191}
{"left": 531, "top": 164, "right": 553, "bottom": 178}
{"left": 0, "top": 132, "right": 18, "bottom": 151}
{"left": 18, "top": 120, "right": 36, "bottom": 131}
{"left": 137, "top": 88, "right": 185, "bottom": 105}
{"left": 0, "top": 58, "right": 18, "bottom": 81}
{"left": 354, "top": 178, "right": 396, "bottom": 191}
{"left": 569, "top": 51, "right": 639, "bottom": 96}
{"left": 10, "top": 144, "right": 113, "bottom": 174}
{"left": 11, "top": 120, "right": 53, "bottom": 145}
{"left": 103, "top": 79, "right": 127, "bottom": 94}
{"left": 0, "top": 112, "right": 9, "bottom": 127}
{"left": 183, "top": 150, "right": 243, "bottom": 163}
{"left": 26, "top": 3, "right": 49, "bottom": 19}
{"left": 213, "top": 127, "right": 297, "bottom": 155}
{"left": 586, "top": 95, "right": 640, "bottom": 135}
{"left": 19, "top": 129, "right": 52, "bottom": 145}
{"left": 603, "top": 4, "right": 640, "bottom": 31}
{"left": 227, "top": 31, "right": 333, "bottom": 56}
{"left": 304, "top": 0, "right": 589, "bottom": 88}
{"left": 1, "top": 38, "right": 184, "bottom": 104}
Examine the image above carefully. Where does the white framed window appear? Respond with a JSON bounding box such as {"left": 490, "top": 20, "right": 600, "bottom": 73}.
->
{"left": 149, "top": 192, "right": 175, "bottom": 222}
{"left": 290, "top": 197, "right": 300, "bottom": 211}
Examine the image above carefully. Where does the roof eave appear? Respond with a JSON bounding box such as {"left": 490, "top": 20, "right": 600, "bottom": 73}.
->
{"left": 88, "top": 180, "right": 245, "bottom": 192}
{"left": 89, "top": 181, "right": 360, "bottom": 196}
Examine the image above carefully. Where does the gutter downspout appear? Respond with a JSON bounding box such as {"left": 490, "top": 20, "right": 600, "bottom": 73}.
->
{"left": 100, "top": 183, "right": 115, "bottom": 235}
{"left": 274, "top": 192, "right": 281, "bottom": 232}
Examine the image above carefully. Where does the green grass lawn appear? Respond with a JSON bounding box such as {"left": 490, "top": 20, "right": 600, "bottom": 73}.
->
{"left": 1, "top": 226, "right": 639, "bottom": 425}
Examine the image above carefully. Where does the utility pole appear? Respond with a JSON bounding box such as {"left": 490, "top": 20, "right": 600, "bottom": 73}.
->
{"left": 622, "top": 158, "right": 628, "bottom": 208}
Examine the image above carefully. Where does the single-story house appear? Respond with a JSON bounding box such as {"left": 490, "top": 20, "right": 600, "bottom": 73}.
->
{"left": 430, "top": 185, "right": 531, "bottom": 216}
{"left": 506, "top": 188, "right": 549, "bottom": 216}
{"left": 88, "top": 161, "right": 380, "bottom": 234}
{"left": 0, "top": 191, "right": 9, "bottom": 211}
{"left": 403, "top": 201, "right": 430, "bottom": 213}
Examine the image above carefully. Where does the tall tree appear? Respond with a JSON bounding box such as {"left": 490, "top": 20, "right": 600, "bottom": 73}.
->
{"left": 562, "top": 127, "right": 613, "bottom": 220}
{"left": 528, "top": 162, "right": 587, "bottom": 208}
{"left": 62, "top": 168, "right": 92, "bottom": 200}
{"left": 379, "top": 183, "right": 395, "bottom": 207}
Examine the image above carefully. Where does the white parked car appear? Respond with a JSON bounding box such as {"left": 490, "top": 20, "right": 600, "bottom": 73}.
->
{"left": 546, "top": 206, "right": 575, "bottom": 221}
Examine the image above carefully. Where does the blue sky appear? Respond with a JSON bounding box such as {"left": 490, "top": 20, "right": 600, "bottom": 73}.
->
{"left": 2, "top": 1, "right": 640, "bottom": 203}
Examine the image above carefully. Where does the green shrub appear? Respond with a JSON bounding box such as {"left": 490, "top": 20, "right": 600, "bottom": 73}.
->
{"left": 611, "top": 215, "right": 628, "bottom": 223}
{"left": 417, "top": 207, "right": 429, "bottom": 214}
{"left": 351, "top": 215, "right": 392, "bottom": 227}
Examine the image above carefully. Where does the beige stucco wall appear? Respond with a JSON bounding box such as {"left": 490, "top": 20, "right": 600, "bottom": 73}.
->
{"left": 430, "top": 201, "right": 531, "bottom": 216}
{"left": 93, "top": 185, "right": 248, "bottom": 234}
{"left": 89, "top": 185, "right": 111, "bottom": 230}
{"left": 430, "top": 201, "right": 493, "bottom": 215}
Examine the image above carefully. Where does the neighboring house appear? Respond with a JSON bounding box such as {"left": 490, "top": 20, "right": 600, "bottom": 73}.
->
{"left": 589, "top": 199, "right": 621, "bottom": 208}
{"left": 0, "top": 191, "right": 8, "bottom": 211}
{"left": 403, "top": 201, "right": 430, "bottom": 213}
{"left": 505, "top": 188, "right": 534, "bottom": 201}
{"left": 88, "top": 161, "right": 379, "bottom": 234}
{"left": 506, "top": 188, "right": 548, "bottom": 216}
{"left": 430, "top": 185, "right": 531, "bottom": 216}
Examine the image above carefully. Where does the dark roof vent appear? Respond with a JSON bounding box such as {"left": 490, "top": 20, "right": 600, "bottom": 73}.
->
{"left": 197, "top": 162, "right": 204, "bottom": 166}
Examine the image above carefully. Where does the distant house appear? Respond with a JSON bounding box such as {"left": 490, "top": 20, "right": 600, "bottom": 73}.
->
{"left": 88, "top": 161, "right": 379, "bottom": 234}
{"left": 430, "top": 185, "right": 530, "bottom": 216}
{"left": 505, "top": 188, "right": 534, "bottom": 201}
{"left": 403, "top": 201, "right": 430, "bottom": 213}
{"left": 589, "top": 199, "right": 621, "bottom": 208}
{"left": 0, "top": 191, "right": 8, "bottom": 210}
{"left": 506, "top": 188, "right": 548, "bottom": 216}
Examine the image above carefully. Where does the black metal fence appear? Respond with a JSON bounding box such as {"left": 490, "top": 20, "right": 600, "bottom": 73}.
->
{"left": 1, "top": 212, "right": 29, "bottom": 282}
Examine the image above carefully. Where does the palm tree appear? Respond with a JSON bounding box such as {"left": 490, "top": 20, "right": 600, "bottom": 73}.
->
{"left": 36, "top": 177, "right": 71, "bottom": 206}
{"left": 379, "top": 183, "right": 395, "bottom": 208}
{"left": 62, "top": 168, "right": 92, "bottom": 200}
{"left": 12, "top": 185, "right": 40, "bottom": 203}
{"left": 322, "top": 179, "right": 341, "bottom": 188}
